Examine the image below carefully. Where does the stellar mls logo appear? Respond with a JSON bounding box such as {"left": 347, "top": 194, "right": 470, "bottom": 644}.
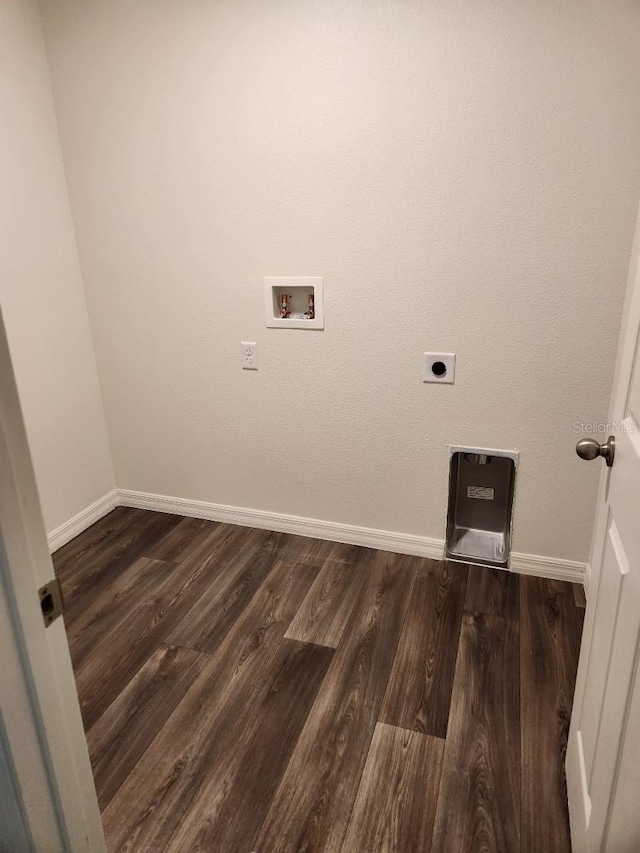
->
{"left": 572, "top": 420, "right": 637, "bottom": 434}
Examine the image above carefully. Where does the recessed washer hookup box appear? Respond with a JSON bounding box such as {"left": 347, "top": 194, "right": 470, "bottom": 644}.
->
{"left": 445, "top": 447, "right": 518, "bottom": 569}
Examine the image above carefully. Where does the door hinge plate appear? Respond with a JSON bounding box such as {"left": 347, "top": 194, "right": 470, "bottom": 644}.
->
{"left": 39, "top": 578, "right": 64, "bottom": 627}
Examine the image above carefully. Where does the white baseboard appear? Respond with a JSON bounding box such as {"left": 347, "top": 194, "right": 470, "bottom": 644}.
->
{"left": 509, "top": 551, "right": 587, "bottom": 585}
{"left": 48, "top": 487, "right": 588, "bottom": 585}
{"left": 47, "top": 490, "right": 118, "bottom": 552}
{"left": 116, "top": 489, "right": 446, "bottom": 560}
{"left": 116, "top": 488, "right": 588, "bottom": 584}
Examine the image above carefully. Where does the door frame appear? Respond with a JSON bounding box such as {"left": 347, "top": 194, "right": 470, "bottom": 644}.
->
{"left": 0, "top": 307, "right": 106, "bottom": 852}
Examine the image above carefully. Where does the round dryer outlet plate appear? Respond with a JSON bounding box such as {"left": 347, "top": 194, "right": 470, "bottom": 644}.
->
{"left": 423, "top": 352, "right": 456, "bottom": 385}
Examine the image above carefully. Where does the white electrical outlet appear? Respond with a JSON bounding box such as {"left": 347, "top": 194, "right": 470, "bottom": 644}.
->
{"left": 241, "top": 342, "right": 258, "bottom": 370}
{"left": 423, "top": 352, "right": 456, "bottom": 384}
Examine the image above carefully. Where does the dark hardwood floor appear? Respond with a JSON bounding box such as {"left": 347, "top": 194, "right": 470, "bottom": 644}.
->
{"left": 53, "top": 508, "right": 586, "bottom": 853}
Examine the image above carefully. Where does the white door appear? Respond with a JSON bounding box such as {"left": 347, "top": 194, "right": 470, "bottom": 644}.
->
{"left": 0, "top": 309, "right": 106, "bottom": 853}
{"left": 567, "top": 209, "right": 640, "bottom": 852}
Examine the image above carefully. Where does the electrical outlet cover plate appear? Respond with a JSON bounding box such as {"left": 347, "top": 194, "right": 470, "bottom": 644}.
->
{"left": 423, "top": 352, "right": 456, "bottom": 385}
{"left": 241, "top": 342, "right": 258, "bottom": 370}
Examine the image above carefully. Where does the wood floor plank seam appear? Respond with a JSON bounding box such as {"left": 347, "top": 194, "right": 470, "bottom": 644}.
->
{"left": 53, "top": 506, "right": 148, "bottom": 581}
{"left": 253, "top": 551, "right": 421, "bottom": 853}
{"left": 336, "top": 678, "right": 444, "bottom": 847}
{"left": 167, "top": 527, "right": 303, "bottom": 654}
{"left": 58, "top": 508, "right": 585, "bottom": 853}
{"left": 84, "top": 639, "right": 166, "bottom": 735}
{"left": 139, "top": 515, "right": 219, "bottom": 564}
{"left": 333, "top": 704, "right": 387, "bottom": 853}
{"left": 74, "top": 523, "right": 248, "bottom": 729}
{"left": 101, "top": 558, "right": 321, "bottom": 852}
{"left": 285, "top": 551, "right": 371, "bottom": 649}
{"left": 155, "top": 637, "right": 215, "bottom": 656}
{"left": 67, "top": 556, "right": 180, "bottom": 671}
{"left": 372, "top": 721, "right": 448, "bottom": 741}
{"left": 379, "top": 559, "right": 468, "bottom": 738}
{"left": 254, "top": 673, "right": 390, "bottom": 853}
{"left": 430, "top": 611, "right": 521, "bottom": 853}
{"left": 58, "top": 510, "right": 184, "bottom": 621}
{"left": 461, "top": 607, "right": 518, "bottom": 621}
{"left": 87, "top": 642, "right": 210, "bottom": 811}
{"left": 164, "top": 638, "right": 335, "bottom": 852}
{"left": 341, "top": 722, "right": 445, "bottom": 853}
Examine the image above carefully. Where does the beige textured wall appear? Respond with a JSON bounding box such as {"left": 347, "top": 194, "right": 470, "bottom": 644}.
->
{"left": 41, "top": 0, "right": 640, "bottom": 560}
{"left": 0, "top": 0, "right": 114, "bottom": 534}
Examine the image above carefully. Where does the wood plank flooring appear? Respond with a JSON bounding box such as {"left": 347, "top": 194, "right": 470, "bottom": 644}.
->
{"left": 379, "top": 558, "right": 468, "bottom": 738}
{"left": 54, "top": 508, "right": 586, "bottom": 853}
{"left": 520, "top": 577, "right": 583, "bottom": 853}
{"left": 341, "top": 722, "right": 444, "bottom": 852}
{"left": 431, "top": 612, "right": 521, "bottom": 853}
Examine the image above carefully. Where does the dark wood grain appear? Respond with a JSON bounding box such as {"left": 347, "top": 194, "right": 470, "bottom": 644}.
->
{"left": 101, "top": 559, "right": 318, "bottom": 853}
{"left": 285, "top": 549, "right": 372, "bottom": 648}
{"left": 59, "top": 509, "right": 582, "bottom": 853}
{"left": 341, "top": 723, "right": 444, "bottom": 853}
{"left": 379, "top": 558, "right": 468, "bottom": 738}
{"left": 573, "top": 582, "right": 587, "bottom": 609}
{"left": 66, "top": 556, "right": 177, "bottom": 670}
{"left": 254, "top": 550, "right": 420, "bottom": 853}
{"left": 74, "top": 522, "right": 252, "bottom": 729}
{"left": 431, "top": 612, "right": 520, "bottom": 853}
{"left": 142, "top": 515, "right": 218, "bottom": 562}
{"left": 165, "top": 639, "right": 334, "bottom": 853}
{"left": 277, "top": 533, "right": 339, "bottom": 567}
{"left": 520, "top": 576, "right": 583, "bottom": 853}
{"left": 59, "top": 509, "right": 182, "bottom": 621}
{"left": 86, "top": 643, "right": 209, "bottom": 810}
{"left": 52, "top": 506, "right": 144, "bottom": 579}
{"left": 168, "top": 527, "right": 289, "bottom": 654}
{"left": 464, "top": 564, "right": 519, "bottom": 619}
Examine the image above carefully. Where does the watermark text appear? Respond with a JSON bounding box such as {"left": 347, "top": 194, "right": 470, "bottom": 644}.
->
{"left": 572, "top": 420, "right": 637, "bottom": 434}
